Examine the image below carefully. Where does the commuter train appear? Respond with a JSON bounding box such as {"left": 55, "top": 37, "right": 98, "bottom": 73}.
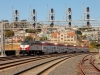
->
{"left": 20, "top": 41, "right": 89, "bottom": 55}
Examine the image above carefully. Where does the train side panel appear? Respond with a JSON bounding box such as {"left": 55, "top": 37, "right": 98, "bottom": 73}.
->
{"left": 20, "top": 41, "right": 90, "bottom": 55}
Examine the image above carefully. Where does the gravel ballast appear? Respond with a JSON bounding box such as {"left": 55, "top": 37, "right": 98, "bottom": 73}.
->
{"left": 48, "top": 54, "right": 87, "bottom": 75}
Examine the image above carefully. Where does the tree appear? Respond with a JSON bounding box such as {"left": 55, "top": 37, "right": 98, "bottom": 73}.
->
{"left": 5, "top": 30, "right": 14, "bottom": 37}
{"left": 90, "top": 41, "right": 98, "bottom": 48}
{"left": 37, "top": 26, "right": 41, "bottom": 32}
{"left": 26, "top": 29, "right": 37, "bottom": 33}
{"left": 40, "top": 37, "right": 47, "bottom": 41}
{"left": 75, "top": 30, "right": 82, "bottom": 35}
{"left": 81, "top": 34, "right": 87, "bottom": 39}
{"left": 24, "top": 36, "right": 33, "bottom": 41}
{"left": 5, "top": 30, "right": 14, "bottom": 49}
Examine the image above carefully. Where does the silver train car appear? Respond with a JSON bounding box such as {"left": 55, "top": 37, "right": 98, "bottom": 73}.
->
{"left": 20, "top": 41, "right": 89, "bottom": 55}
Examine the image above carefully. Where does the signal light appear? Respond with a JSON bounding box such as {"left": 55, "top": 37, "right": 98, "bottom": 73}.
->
{"left": 68, "top": 22, "right": 71, "bottom": 27}
{"left": 15, "top": 24, "right": 18, "bottom": 27}
{"left": 15, "top": 10, "right": 18, "bottom": 15}
{"left": 33, "top": 16, "right": 36, "bottom": 21}
{"left": 15, "top": 17, "right": 18, "bottom": 21}
{"left": 51, "top": 15, "right": 54, "bottom": 20}
{"left": 51, "top": 8, "right": 54, "bottom": 13}
{"left": 68, "top": 8, "right": 71, "bottom": 13}
{"left": 87, "top": 7, "right": 89, "bottom": 12}
{"left": 87, "top": 21, "right": 90, "bottom": 26}
{"left": 33, "top": 9, "right": 35, "bottom": 14}
{"left": 50, "top": 22, "right": 54, "bottom": 27}
{"left": 87, "top": 14, "right": 90, "bottom": 19}
{"left": 68, "top": 15, "right": 71, "bottom": 20}
{"left": 33, "top": 23, "right": 36, "bottom": 28}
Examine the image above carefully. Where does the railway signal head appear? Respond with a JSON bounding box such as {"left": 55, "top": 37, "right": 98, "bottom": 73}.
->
{"left": 51, "top": 15, "right": 54, "bottom": 20}
{"left": 69, "top": 22, "right": 71, "bottom": 27}
{"left": 33, "top": 16, "right": 36, "bottom": 21}
{"left": 15, "top": 17, "right": 18, "bottom": 21}
{"left": 33, "top": 9, "right": 35, "bottom": 14}
{"left": 33, "top": 23, "right": 36, "bottom": 28}
{"left": 15, "top": 10, "right": 18, "bottom": 15}
{"left": 50, "top": 22, "right": 54, "bottom": 27}
{"left": 68, "top": 8, "right": 71, "bottom": 13}
{"left": 87, "top": 14, "right": 90, "bottom": 19}
{"left": 87, "top": 21, "right": 90, "bottom": 27}
{"left": 68, "top": 15, "right": 71, "bottom": 20}
{"left": 87, "top": 7, "right": 89, "bottom": 12}
{"left": 51, "top": 8, "right": 54, "bottom": 13}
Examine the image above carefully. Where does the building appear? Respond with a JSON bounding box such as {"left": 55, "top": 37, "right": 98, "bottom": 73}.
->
{"left": 50, "top": 30, "right": 77, "bottom": 44}
{"left": 82, "top": 31, "right": 98, "bottom": 41}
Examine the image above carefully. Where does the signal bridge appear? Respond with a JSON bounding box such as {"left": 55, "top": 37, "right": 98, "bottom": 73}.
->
{"left": 0, "top": 6, "right": 100, "bottom": 57}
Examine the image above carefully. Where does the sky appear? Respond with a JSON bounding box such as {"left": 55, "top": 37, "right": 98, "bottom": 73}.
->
{"left": 0, "top": 0, "right": 100, "bottom": 22}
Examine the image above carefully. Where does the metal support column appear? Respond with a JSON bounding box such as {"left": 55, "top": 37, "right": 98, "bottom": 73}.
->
{"left": 0, "top": 21, "right": 6, "bottom": 57}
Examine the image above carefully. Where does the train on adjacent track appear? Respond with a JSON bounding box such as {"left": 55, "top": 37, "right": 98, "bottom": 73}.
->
{"left": 20, "top": 41, "right": 89, "bottom": 55}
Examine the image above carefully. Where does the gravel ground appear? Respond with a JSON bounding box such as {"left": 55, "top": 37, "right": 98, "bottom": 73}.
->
{"left": 93, "top": 54, "right": 100, "bottom": 68}
{"left": 48, "top": 54, "right": 87, "bottom": 75}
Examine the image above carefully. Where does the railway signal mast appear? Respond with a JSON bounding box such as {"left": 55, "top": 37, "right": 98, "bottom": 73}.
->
{"left": 32, "top": 9, "right": 37, "bottom": 28}
{"left": 14, "top": 9, "right": 19, "bottom": 27}
{"left": 50, "top": 8, "right": 55, "bottom": 27}
{"left": 15, "top": 10, "right": 19, "bottom": 22}
{"left": 29, "top": 7, "right": 37, "bottom": 29}
{"left": 86, "top": 7, "right": 90, "bottom": 27}
{"left": 68, "top": 8, "right": 72, "bottom": 27}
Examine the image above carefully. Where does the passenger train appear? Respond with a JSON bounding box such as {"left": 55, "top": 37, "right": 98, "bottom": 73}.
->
{"left": 20, "top": 41, "right": 89, "bottom": 55}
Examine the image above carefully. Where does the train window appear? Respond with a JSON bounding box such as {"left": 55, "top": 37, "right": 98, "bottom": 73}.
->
{"left": 44, "top": 47, "right": 46, "bottom": 49}
{"left": 54, "top": 47, "right": 56, "bottom": 49}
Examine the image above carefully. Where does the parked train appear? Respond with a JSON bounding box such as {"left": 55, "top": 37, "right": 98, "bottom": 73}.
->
{"left": 20, "top": 41, "right": 89, "bottom": 55}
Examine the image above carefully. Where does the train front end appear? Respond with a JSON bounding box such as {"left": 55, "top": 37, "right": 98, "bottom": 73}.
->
{"left": 20, "top": 41, "right": 30, "bottom": 55}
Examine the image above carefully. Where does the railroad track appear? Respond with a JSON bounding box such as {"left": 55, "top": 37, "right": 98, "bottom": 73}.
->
{"left": 14, "top": 53, "right": 82, "bottom": 75}
{"left": 0, "top": 53, "right": 75, "bottom": 75}
{"left": 79, "top": 54, "right": 100, "bottom": 75}
{"left": 0, "top": 53, "right": 66, "bottom": 61}
{"left": 0, "top": 55, "right": 31, "bottom": 61}
{"left": 0, "top": 53, "right": 79, "bottom": 75}
{"left": 0, "top": 53, "right": 66, "bottom": 68}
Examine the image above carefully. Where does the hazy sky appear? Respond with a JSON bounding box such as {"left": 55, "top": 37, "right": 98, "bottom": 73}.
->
{"left": 0, "top": 0, "right": 99, "bottom": 21}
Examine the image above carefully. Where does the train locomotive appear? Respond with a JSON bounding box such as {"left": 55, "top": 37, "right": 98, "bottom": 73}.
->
{"left": 20, "top": 41, "right": 89, "bottom": 55}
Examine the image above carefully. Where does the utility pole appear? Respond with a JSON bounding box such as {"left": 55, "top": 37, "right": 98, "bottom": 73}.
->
{"left": 0, "top": 21, "right": 6, "bottom": 57}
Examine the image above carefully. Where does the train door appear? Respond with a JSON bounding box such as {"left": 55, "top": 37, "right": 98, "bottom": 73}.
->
{"left": 42, "top": 46, "right": 47, "bottom": 54}
{"left": 64, "top": 46, "right": 68, "bottom": 53}
{"left": 68, "top": 46, "right": 73, "bottom": 53}
{"left": 45, "top": 45, "right": 51, "bottom": 54}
